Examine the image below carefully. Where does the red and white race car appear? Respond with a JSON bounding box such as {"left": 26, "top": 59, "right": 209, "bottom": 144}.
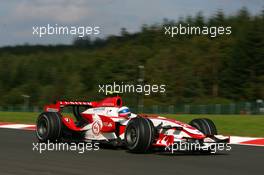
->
{"left": 36, "top": 95, "right": 229, "bottom": 153}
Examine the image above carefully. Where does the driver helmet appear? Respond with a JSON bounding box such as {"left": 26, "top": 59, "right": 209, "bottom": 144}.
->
{"left": 118, "top": 106, "right": 131, "bottom": 118}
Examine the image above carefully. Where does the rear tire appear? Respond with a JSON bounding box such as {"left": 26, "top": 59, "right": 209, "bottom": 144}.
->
{"left": 36, "top": 112, "right": 62, "bottom": 142}
{"left": 125, "top": 117, "right": 155, "bottom": 153}
{"left": 189, "top": 118, "right": 217, "bottom": 136}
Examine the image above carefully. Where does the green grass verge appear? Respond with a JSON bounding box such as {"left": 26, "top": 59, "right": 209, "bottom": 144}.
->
{"left": 0, "top": 112, "right": 39, "bottom": 123}
{"left": 0, "top": 112, "right": 263, "bottom": 137}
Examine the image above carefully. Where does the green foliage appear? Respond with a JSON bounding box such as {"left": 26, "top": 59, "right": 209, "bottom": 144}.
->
{"left": 0, "top": 8, "right": 263, "bottom": 107}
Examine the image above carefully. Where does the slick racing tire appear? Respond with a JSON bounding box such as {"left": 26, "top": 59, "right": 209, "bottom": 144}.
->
{"left": 189, "top": 118, "right": 217, "bottom": 136}
{"left": 125, "top": 117, "right": 155, "bottom": 153}
{"left": 36, "top": 112, "right": 62, "bottom": 142}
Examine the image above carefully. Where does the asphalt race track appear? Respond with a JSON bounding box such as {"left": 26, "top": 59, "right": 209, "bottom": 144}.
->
{"left": 0, "top": 129, "right": 263, "bottom": 175}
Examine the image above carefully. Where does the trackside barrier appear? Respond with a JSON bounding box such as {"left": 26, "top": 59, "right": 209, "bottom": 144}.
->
{"left": 132, "top": 102, "right": 264, "bottom": 114}
{"left": 0, "top": 101, "right": 263, "bottom": 114}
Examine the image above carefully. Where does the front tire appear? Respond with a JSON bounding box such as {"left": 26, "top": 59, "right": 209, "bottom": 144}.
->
{"left": 189, "top": 118, "right": 218, "bottom": 154}
{"left": 189, "top": 118, "right": 217, "bottom": 136}
{"left": 36, "top": 112, "right": 62, "bottom": 142}
{"left": 125, "top": 117, "right": 155, "bottom": 153}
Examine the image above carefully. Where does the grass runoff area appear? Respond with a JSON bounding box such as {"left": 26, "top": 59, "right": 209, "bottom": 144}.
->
{"left": 0, "top": 112, "right": 263, "bottom": 137}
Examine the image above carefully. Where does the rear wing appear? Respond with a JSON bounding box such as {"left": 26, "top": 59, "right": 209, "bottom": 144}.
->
{"left": 44, "top": 96, "right": 123, "bottom": 113}
{"left": 44, "top": 101, "right": 95, "bottom": 112}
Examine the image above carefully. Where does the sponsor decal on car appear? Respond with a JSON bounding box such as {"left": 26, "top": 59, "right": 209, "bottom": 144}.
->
{"left": 92, "top": 121, "right": 101, "bottom": 136}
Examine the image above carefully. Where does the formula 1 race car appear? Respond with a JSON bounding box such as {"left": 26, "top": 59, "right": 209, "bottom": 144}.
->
{"left": 36, "top": 95, "right": 229, "bottom": 153}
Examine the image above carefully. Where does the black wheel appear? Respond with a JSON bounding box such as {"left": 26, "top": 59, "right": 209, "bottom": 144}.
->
{"left": 36, "top": 112, "right": 62, "bottom": 142}
{"left": 189, "top": 118, "right": 217, "bottom": 136}
{"left": 125, "top": 117, "right": 155, "bottom": 153}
